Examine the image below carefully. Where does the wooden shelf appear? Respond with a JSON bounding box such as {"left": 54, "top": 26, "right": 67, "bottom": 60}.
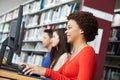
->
{"left": 109, "top": 40, "right": 120, "bottom": 43}
{"left": 106, "top": 54, "right": 120, "bottom": 58}
{"left": 105, "top": 64, "right": 120, "bottom": 69}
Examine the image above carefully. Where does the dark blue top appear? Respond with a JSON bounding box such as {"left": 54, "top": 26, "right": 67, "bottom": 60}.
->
{"left": 42, "top": 52, "right": 51, "bottom": 68}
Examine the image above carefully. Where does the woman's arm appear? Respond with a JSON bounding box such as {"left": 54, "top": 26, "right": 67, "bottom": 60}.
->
{"left": 77, "top": 48, "right": 96, "bottom": 80}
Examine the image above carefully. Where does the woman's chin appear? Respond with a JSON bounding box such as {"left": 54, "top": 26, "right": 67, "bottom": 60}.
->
{"left": 67, "top": 39, "right": 71, "bottom": 43}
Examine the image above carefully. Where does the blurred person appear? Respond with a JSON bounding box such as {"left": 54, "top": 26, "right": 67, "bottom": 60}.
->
{"left": 42, "top": 29, "right": 53, "bottom": 68}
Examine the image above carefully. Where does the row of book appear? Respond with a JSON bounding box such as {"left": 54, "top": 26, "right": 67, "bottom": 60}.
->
{"left": 24, "top": 28, "right": 44, "bottom": 41}
{"left": 22, "top": 42, "right": 48, "bottom": 52}
{"left": 24, "top": 23, "right": 66, "bottom": 41}
{"left": 0, "top": 33, "right": 8, "bottom": 43}
{"left": 12, "top": 52, "right": 44, "bottom": 66}
{"left": 43, "top": 0, "right": 73, "bottom": 9}
{"left": 102, "top": 68, "right": 120, "bottom": 80}
{"left": 0, "top": 14, "right": 6, "bottom": 23}
{"left": 25, "top": 15, "right": 40, "bottom": 28}
{"left": 0, "top": 23, "right": 10, "bottom": 33}
{"left": 23, "top": 0, "right": 74, "bottom": 15}
{"left": 112, "top": 14, "right": 120, "bottom": 26}
{"left": 23, "top": 0, "right": 40, "bottom": 15}
{"left": 0, "top": 0, "right": 75, "bottom": 24}
{"left": 0, "top": 23, "right": 66, "bottom": 43}
{"left": 0, "top": 9, "right": 19, "bottom": 23}
{"left": 107, "top": 28, "right": 120, "bottom": 55}
{"left": 109, "top": 29, "right": 118, "bottom": 41}
{"left": 24, "top": 3, "right": 75, "bottom": 28}
{"left": 40, "top": 4, "right": 76, "bottom": 25}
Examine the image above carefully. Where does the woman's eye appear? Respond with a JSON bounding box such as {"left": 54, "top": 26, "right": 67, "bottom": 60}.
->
{"left": 68, "top": 27, "right": 71, "bottom": 29}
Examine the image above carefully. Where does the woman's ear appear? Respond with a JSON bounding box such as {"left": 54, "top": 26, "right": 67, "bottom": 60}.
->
{"left": 79, "top": 29, "right": 84, "bottom": 34}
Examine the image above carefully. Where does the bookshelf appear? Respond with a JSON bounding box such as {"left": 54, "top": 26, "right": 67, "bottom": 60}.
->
{"left": 103, "top": 8, "right": 120, "bottom": 80}
{"left": 0, "top": 0, "right": 79, "bottom": 68}
{"left": 0, "top": 0, "right": 116, "bottom": 80}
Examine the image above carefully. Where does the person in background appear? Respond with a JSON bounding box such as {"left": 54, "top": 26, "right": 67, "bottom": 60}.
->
{"left": 22, "top": 11, "right": 98, "bottom": 80}
{"left": 49, "top": 28, "right": 71, "bottom": 71}
{"left": 42, "top": 29, "right": 53, "bottom": 68}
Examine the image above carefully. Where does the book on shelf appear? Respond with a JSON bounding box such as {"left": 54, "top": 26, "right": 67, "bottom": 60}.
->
{"left": 23, "top": 4, "right": 30, "bottom": 15}
{"left": 12, "top": 9, "right": 19, "bottom": 19}
{"left": 25, "top": 15, "right": 39, "bottom": 28}
{"left": 111, "top": 71, "right": 120, "bottom": 80}
{"left": 27, "top": 53, "right": 33, "bottom": 64}
{"left": 103, "top": 68, "right": 120, "bottom": 80}
{"left": 54, "top": 23, "right": 66, "bottom": 29}
{"left": 109, "top": 28, "right": 118, "bottom": 41}
{"left": 36, "top": 28, "right": 45, "bottom": 40}
{"left": 1, "top": 33, "right": 8, "bottom": 42}
{"left": 2, "top": 23, "right": 10, "bottom": 33}
{"left": 23, "top": 30, "right": 29, "bottom": 41}
{"left": 107, "top": 28, "right": 120, "bottom": 55}
{"left": 34, "top": 42, "right": 48, "bottom": 52}
{"left": 0, "top": 14, "right": 6, "bottom": 23}
{"left": 6, "top": 12, "right": 13, "bottom": 21}
{"left": 28, "top": 53, "right": 43, "bottom": 65}
{"left": 42, "top": 0, "right": 73, "bottom": 9}
{"left": 39, "top": 0, "right": 45, "bottom": 10}
{"left": 22, "top": 43, "right": 35, "bottom": 50}
{"left": 40, "top": 3, "right": 75, "bottom": 25}
{"left": 32, "top": 1, "right": 40, "bottom": 13}
{"left": 23, "top": 27, "right": 44, "bottom": 41}
{"left": 45, "top": 9, "right": 54, "bottom": 24}
{"left": 23, "top": 1, "right": 41, "bottom": 15}
{"left": 12, "top": 52, "right": 43, "bottom": 66}
{"left": 0, "top": 24, "right": 3, "bottom": 32}
{"left": 34, "top": 54, "right": 43, "bottom": 66}
{"left": 0, "top": 34, "right": 2, "bottom": 42}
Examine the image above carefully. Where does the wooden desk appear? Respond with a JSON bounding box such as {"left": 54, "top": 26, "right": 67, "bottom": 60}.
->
{"left": 0, "top": 69, "right": 41, "bottom": 80}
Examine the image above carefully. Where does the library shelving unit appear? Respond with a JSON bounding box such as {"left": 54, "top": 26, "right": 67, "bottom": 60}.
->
{"left": 0, "top": 0, "right": 80, "bottom": 70}
{"left": 103, "top": 8, "right": 120, "bottom": 80}
{"left": 0, "top": 0, "right": 116, "bottom": 80}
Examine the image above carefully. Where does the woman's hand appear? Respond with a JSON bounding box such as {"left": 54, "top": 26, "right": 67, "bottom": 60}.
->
{"left": 20, "top": 63, "right": 46, "bottom": 76}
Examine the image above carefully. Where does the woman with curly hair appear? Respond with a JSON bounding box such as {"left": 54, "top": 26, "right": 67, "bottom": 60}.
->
{"left": 22, "top": 11, "right": 98, "bottom": 80}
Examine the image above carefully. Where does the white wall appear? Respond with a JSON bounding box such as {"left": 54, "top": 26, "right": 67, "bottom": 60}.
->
{"left": 0, "top": 0, "right": 29, "bottom": 15}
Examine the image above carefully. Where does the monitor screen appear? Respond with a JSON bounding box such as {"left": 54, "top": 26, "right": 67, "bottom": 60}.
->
{"left": 0, "top": 5, "right": 24, "bottom": 65}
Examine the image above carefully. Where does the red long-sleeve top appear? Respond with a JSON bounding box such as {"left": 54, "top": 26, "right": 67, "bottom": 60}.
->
{"left": 45, "top": 46, "right": 96, "bottom": 80}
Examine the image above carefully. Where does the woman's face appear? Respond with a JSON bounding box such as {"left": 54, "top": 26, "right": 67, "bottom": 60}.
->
{"left": 51, "top": 31, "right": 59, "bottom": 47}
{"left": 65, "top": 20, "right": 84, "bottom": 44}
{"left": 42, "top": 32, "right": 51, "bottom": 48}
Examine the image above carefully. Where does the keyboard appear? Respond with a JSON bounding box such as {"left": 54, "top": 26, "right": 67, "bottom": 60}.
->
{"left": 0, "top": 64, "right": 44, "bottom": 79}
{"left": 0, "top": 64, "right": 19, "bottom": 72}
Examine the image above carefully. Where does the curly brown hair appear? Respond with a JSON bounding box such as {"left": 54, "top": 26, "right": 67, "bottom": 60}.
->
{"left": 67, "top": 11, "right": 98, "bottom": 42}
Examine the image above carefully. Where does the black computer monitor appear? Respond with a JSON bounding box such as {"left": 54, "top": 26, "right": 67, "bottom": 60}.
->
{"left": 0, "top": 5, "right": 24, "bottom": 66}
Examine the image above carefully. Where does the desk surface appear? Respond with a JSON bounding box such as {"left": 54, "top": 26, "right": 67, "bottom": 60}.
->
{"left": 0, "top": 69, "right": 41, "bottom": 80}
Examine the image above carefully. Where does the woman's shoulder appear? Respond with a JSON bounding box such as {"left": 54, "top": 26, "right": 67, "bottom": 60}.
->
{"left": 81, "top": 46, "right": 95, "bottom": 53}
{"left": 59, "top": 52, "right": 69, "bottom": 59}
{"left": 79, "top": 46, "right": 96, "bottom": 58}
